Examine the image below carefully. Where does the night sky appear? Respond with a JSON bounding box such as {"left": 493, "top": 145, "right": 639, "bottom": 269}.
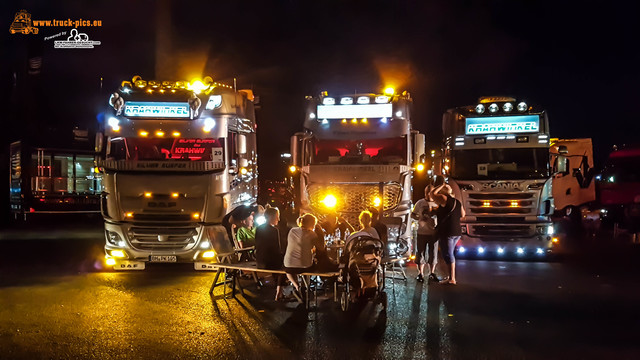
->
{"left": 2, "top": 0, "right": 639, "bottom": 180}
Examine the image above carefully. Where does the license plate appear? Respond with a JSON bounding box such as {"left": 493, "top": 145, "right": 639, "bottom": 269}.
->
{"left": 113, "top": 261, "right": 146, "bottom": 271}
{"left": 150, "top": 255, "right": 177, "bottom": 262}
{"left": 194, "top": 262, "right": 217, "bottom": 271}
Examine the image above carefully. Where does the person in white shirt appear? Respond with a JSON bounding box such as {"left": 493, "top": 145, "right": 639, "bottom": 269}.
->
{"left": 283, "top": 213, "right": 318, "bottom": 302}
{"left": 411, "top": 185, "right": 440, "bottom": 283}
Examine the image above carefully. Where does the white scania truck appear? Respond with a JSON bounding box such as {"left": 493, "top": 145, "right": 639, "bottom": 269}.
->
{"left": 289, "top": 89, "right": 426, "bottom": 257}
{"left": 442, "top": 96, "right": 564, "bottom": 258}
{"left": 99, "top": 76, "right": 257, "bottom": 270}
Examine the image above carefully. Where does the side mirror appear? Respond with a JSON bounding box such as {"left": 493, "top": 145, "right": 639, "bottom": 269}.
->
{"left": 557, "top": 155, "right": 568, "bottom": 174}
{"left": 290, "top": 133, "right": 304, "bottom": 167}
{"left": 236, "top": 134, "right": 247, "bottom": 155}
{"left": 412, "top": 133, "right": 425, "bottom": 165}
{"left": 95, "top": 132, "right": 104, "bottom": 153}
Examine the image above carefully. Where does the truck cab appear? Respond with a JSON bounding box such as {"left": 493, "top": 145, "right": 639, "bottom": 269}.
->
{"left": 442, "top": 96, "right": 556, "bottom": 257}
{"left": 290, "top": 89, "right": 425, "bottom": 257}
{"left": 99, "top": 76, "right": 258, "bottom": 270}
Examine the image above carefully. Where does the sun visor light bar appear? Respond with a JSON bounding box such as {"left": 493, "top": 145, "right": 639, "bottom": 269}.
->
{"left": 465, "top": 115, "right": 540, "bottom": 135}
{"left": 124, "top": 101, "right": 191, "bottom": 118}
{"left": 317, "top": 104, "right": 393, "bottom": 119}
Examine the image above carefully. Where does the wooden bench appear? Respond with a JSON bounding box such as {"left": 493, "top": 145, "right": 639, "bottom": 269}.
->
{"left": 208, "top": 261, "right": 339, "bottom": 309}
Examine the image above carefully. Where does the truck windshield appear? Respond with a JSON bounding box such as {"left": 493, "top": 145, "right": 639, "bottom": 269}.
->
{"left": 310, "top": 137, "right": 407, "bottom": 165}
{"left": 601, "top": 156, "right": 640, "bottom": 183}
{"left": 108, "top": 138, "right": 224, "bottom": 162}
{"left": 451, "top": 147, "right": 550, "bottom": 180}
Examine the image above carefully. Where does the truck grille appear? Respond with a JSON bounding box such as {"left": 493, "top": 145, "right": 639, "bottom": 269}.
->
{"left": 128, "top": 213, "right": 198, "bottom": 251}
{"left": 466, "top": 192, "right": 536, "bottom": 215}
{"left": 307, "top": 182, "right": 402, "bottom": 217}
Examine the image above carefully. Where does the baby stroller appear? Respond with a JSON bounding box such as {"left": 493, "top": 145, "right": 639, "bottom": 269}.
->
{"left": 338, "top": 235, "right": 385, "bottom": 311}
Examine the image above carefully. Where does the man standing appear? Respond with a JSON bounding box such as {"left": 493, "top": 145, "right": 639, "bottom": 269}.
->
{"left": 411, "top": 185, "right": 440, "bottom": 283}
{"left": 255, "top": 207, "right": 287, "bottom": 301}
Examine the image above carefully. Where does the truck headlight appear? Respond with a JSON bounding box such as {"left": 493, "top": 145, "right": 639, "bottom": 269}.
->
{"left": 254, "top": 215, "right": 266, "bottom": 226}
{"left": 108, "top": 117, "right": 120, "bottom": 132}
{"left": 105, "top": 230, "right": 122, "bottom": 245}
{"left": 321, "top": 194, "right": 337, "bottom": 208}
{"left": 547, "top": 225, "right": 554, "bottom": 235}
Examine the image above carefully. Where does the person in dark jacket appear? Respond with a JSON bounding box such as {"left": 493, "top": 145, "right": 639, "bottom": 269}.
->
{"left": 255, "top": 207, "right": 287, "bottom": 300}
{"left": 431, "top": 183, "right": 465, "bottom": 285}
{"left": 320, "top": 212, "right": 355, "bottom": 240}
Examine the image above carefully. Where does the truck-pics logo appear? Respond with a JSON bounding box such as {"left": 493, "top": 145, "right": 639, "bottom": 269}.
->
{"left": 10, "top": 10, "right": 103, "bottom": 49}
{"left": 9, "top": 10, "right": 39, "bottom": 34}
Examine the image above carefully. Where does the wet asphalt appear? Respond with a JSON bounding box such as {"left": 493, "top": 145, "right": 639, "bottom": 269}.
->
{"left": 1, "top": 220, "right": 639, "bottom": 359}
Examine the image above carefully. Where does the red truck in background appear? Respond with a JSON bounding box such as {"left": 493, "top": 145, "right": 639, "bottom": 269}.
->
{"left": 598, "top": 146, "right": 640, "bottom": 233}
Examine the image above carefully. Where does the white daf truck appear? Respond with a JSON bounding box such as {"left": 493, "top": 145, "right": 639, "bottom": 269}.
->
{"left": 99, "top": 76, "right": 258, "bottom": 270}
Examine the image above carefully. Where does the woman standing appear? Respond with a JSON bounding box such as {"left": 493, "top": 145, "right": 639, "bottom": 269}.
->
{"left": 431, "top": 183, "right": 465, "bottom": 285}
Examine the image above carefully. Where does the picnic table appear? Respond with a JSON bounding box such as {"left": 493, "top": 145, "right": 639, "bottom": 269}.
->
{"left": 207, "top": 261, "right": 340, "bottom": 309}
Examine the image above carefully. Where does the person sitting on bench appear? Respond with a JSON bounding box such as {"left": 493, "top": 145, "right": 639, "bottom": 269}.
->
{"left": 283, "top": 213, "right": 318, "bottom": 302}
